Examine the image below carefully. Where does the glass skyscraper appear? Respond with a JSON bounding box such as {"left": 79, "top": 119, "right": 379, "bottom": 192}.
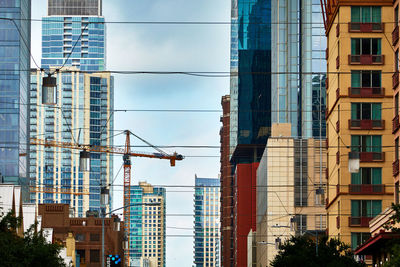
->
{"left": 230, "top": 0, "right": 271, "bottom": 156}
{"left": 0, "top": 0, "right": 30, "bottom": 200}
{"left": 129, "top": 182, "right": 166, "bottom": 267}
{"left": 270, "top": 0, "right": 326, "bottom": 138}
{"left": 41, "top": 0, "right": 105, "bottom": 71}
{"left": 29, "top": 69, "right": 113, "bottom": 216}
{"left": 193, "top": 176, "right": 220, "bottom": 267}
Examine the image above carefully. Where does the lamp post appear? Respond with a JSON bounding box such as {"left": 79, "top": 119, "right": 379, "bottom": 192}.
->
{"left": 100, "top": 188, "right": 160, "bottom": 267}
{"left": 42, "top": 73, "right": 57, "bottom": 105}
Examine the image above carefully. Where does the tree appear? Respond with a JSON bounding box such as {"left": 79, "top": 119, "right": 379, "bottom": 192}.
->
{"left": 270, "top": 235, "right": 365, "bottom": 267}
{"left": 0, "top": 211, "right": 67, "bottom": 267}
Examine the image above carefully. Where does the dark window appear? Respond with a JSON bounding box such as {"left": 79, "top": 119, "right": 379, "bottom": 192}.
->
{"left": 351, "top": 6, "right": 381, "bottom": 23}
{"left": 351, "top": 103, "right": 381, "bottom": 120}
{"left": 351, "top": 71, "right": 381, "bottom": 88}
{"left": 351, "top": 168, "right": 381, "bottom": 184}
{"left": 351, "top": 135, "right": 382, "bottom": 152}
{"left": 90, "top": 233, "right": 100, "bottom": 242}
{"left": 90, "top": 249, "right": 100, "bottom": 263}
{"left": 75, "top": 233, "right": 85, "bottom": 241}
{"left": 351, "top": 38, "right": 381, "bottom": 55}
{"left": 351, "top": 232, "right": 371, "bottom": 250}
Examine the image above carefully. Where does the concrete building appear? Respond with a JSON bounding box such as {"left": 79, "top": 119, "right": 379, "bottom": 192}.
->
{"left": 271, "top": 0, "right": 326, "bottom": 138}
{"left": 41, "top": 0, "right": 105, "bottom": 71}
{"left": 0, "top": 0, "right": 30, "bottom": 200}
{"left": 256, "top": 124, "right": 327, "bottom": 265}
{"left": 38, "top": 203, "right": 124, "bottom": 267}
{"left": 129, "top": 182, "right": 166, "bottom": 267}
{"left": 29, "top": 68, "right": 114, "bottom": 216}
{"left": 219, "top": 95, "right": 233, "bottom": 265}
{"left": 193, "top": 176, "right": 220, "bottom": 267}
{"left": 321, "top": 0, "right": 394, "bottom": 251}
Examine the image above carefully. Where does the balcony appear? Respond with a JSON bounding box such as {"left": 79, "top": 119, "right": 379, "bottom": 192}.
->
{"left": 336, "top": 23, "right": 340, "bottom": 37}
{"left": 360, "top": 152, "right": 385, "bottom": 162}
{"left": 348, "top": 55, "right": 384, "bottom": 65}
{"left": 393, "top": 25, "right": 399, "bottom": 46}
{"left": 336, "top": 56, "right": 339, "bottom": 69}
{"left": 348, "top": 22, "right": 384, "bottom": 33}
{"left": 325, "top": 48, "right": 329, "bottom": 60}
{"left": 336, "top": 88, "right": 340, "bottom": 100}
{"left": 348, "top": 184, "right": 385, "bottom": 194}
{"left": 348, "top": 119, "right": 385, "bottom": 130}
{"left": 336, "top": 216, "right": 340, "bottom": 229}
{"left": 349, "top": 217, "right": 374, "bottom": 227}
{"left": 336, "top": 151, "right": 340, "bottom": 165}
{"left": 393, "top": 159, "right": 399, "bottom": 176}
{"left": 348, "top": 87, "right": 384, "bottom": 98}
{"left": 336, "top": 120, "right": 340, "bottom": 132}
{"left": 393, "top": 115, "right": 400, "bottom": 134}
{"left": 393, "top": 71, "right": 399, "bottom": 89}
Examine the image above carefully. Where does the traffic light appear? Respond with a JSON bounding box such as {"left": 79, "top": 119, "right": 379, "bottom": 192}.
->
{"left": 106, "top": 254, "right": 121, "bottom": 267}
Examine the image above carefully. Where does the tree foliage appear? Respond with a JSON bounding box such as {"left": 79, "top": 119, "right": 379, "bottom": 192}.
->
{"left": 270, "top": 235, "right": 365, "bottom": 267}
{"left": 0, "top": 211, "right": 67, "bottom": 267}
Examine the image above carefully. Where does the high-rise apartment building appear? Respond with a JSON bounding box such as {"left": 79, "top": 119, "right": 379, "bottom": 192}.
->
{"left": 219, "top": 95, "right": 233, "bottom": 266}
{"left": 256, "top": 124, "right": 327, "bottom": 265}
{"left": 321, "top": 0, "right": 394, "bottom": 251}
{"left": 193, "top": 176, "right": 220, "bottom": 267}
{"left": 229, "top": 0, "right": 271, "bottom": 158}
{"left": 271, "top": 0, "right": 326, "bottom": 138}
{"left": 41, "top": 0, "right": 105, "bottom": 71}
{"left": 393, "top": 0, "right": 400, "bottom": 208}
{"left": 0, "top": 0, "right": 30, "bottom": 200}
{"left": 129, "top": 182, "right": 166, "bottom": 267}
{"left": 29, "top": 68, "right": 114, "bottom": 216}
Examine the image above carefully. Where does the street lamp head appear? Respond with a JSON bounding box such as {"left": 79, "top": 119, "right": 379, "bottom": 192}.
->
{"left": 79, "top": 150, "right": 91, "bottom": 172}
{"left": 100, "top": 186, "right": 109, "bottom": 206}
{"left": 42, "top": 74, "right": 57, "bottom": 105}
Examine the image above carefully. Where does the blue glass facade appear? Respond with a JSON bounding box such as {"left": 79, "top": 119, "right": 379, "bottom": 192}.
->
{"left": 129, "top": 184, "right": 166, "bottom": 267}
{"left": 270, "top": 0, "right": 326, "bottom": 138}
{"left": 193, "top": 177, "right": 220, "bottom": 267}
{"left": 0, "top": 0, "right": 30, "bottom": 199}
{"left": 230, "top": 0, "right": 271, "bottom": 155}
{"left": 41, "top": 16, "right": 105, "bottom": 71}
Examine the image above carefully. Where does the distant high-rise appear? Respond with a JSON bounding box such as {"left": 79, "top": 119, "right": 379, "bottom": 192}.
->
{"left": 41, "top": 0, "right": 105, "bottom": 71}
{"left": 129, "top": 182, "right": 166, "bottom": 267}
{"left": 193, "top": 176, "right": 220, "bottom": 267}
{"left": 29, "top": 68, "right": 114, "bottom": 216}
{"left": 0, "top": 0, "right": 31, "bottom": 200}
{"left": 270, "top": 0, "right": 326, "bottom": 138}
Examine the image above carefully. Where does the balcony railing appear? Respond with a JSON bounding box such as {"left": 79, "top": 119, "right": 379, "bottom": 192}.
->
{"left": 349, "top": 217, "right": 374, "bottom": 227}
{"left": 348, "top": 55, "right": 384, "bottom": 65}
{"left": 336, "top": 56, "right": 339, "bottom": 69}
{"left": 349, "top": 184, "right": 385, "bottom": 194}
{"left": 393, "top": 71, "right": 399, "bottom": 89}
{"left": 348, "top": 87, "right": 384, "bottom": 98}
{"left": 393, "top": 25, "right": 399, "bottom": 46}
{"left": 336, "top": 120, "right": 340, "bottom": 132}
{"left": 349, "top": 152, "right": 385, "bottom": 162}
{"left": 336, "top": 88, "right": 340, "bottom": 100}
{"left": 393, "top": 114, "right": 400, "bottom": 133}
{"left": 336, "top": 151, "right": 340, "bottom": 165}
{"left": 348, "top": 22, "right": 384, "bottom": 33}
{"left": 348, "top": 119, "right": 385, "bottom": 130}
{"left": 393, "top": 159, "right": 399, "bottom": 176}
{"left": 336, "top": 216, "right": 340, "bottom": 229}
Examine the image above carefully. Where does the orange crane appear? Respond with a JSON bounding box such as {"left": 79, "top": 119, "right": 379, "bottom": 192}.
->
{"left": 31, "top": 130, "right": 183, "bottom": 264}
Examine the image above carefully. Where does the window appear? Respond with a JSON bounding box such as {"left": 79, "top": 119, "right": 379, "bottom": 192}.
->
{"left": 351, "top": 168, "right": 381, "bottom": 185}
{"left": 351, "top": 232, "right": 371, "bottom": 250}
{"left": 90, "top": 233, "right": 100, "bottom": 242}
{"left": 351, "top": 6, "right": 381, "bottom": 23}
{"left": 351, "top": 135, "right": 381, "bottom": 152}
{"left": 351, "top": 71, "right": 381, "bottom": 88}
{"left": 351, "top": 103, "right": 381, "bottom": 120}
{"left": 351, "top": 200, "right": 382, "bottom": 218}
{"left": 90, "top": 249, "right": 100, "bottom": 263}
{"left": 75, "top": 233, "right": 85, "bottom": 241}
{"left": 351, "top": 38, "right": 381, "bottom": 55}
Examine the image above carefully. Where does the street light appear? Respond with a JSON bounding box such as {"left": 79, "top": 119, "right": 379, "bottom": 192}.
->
{"left": 79, "top": 150, "right": 91, "bottom": 172}
{"left": 348, "top": 151, "right": 360, "bottom": 173}
{"left": 42, "top": 74, "right": 57, "bottom": 105}
{"left": 316, "top": 188, "right": 325, "bottom": 206}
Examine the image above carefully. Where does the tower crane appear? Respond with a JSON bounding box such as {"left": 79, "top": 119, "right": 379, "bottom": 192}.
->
{"left": 30, "top": 130, "right": 184, "bottom": 264}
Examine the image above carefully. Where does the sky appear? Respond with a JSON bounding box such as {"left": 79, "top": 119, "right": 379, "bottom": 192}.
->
{"left": 31, "top": 0, "right": 231, "bottom": 265}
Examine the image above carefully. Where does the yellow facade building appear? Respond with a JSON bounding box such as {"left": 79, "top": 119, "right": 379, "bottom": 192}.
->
{"left": 322, "top": 0, "right": 394, "bottom": 250}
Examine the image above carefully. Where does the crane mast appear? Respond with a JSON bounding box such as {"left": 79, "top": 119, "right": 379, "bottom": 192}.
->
{"left": 123, "top": 131, "right": 132, "bottom": 265}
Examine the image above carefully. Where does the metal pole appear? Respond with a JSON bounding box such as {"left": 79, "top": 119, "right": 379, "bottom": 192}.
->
{"left": 102, "top": 212, "right": 105, "bottom": 267}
